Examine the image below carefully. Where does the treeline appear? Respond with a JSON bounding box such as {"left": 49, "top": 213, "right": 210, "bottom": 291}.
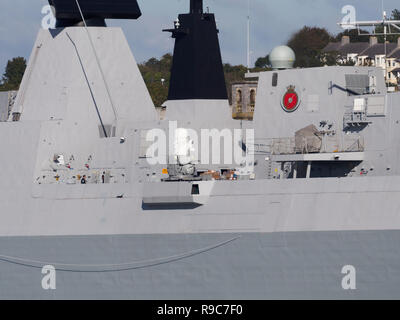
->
{"left": 0, "top": 57, "right": 26, "bottom": 92}
{"left": 255, "top": 26, "right": 356, "bottom": 69}
{"left": 4, "top": 9, "right": 400, "bottom": 105}
{"left": 138, "top": 55, "right": 269, "bottom": 107}
{"left": 138, "top": 54, "right": 172, "bottom": 108}
{"left": 255, "top": 9, "right": 400, "bottom": 69}
{"left": 0, "top": 53, "right": 261, "bottom": 107}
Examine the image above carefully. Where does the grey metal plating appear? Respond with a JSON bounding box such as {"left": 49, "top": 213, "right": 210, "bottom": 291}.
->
{"left": 1, "top": 0, "right": 400, "bottom": 299}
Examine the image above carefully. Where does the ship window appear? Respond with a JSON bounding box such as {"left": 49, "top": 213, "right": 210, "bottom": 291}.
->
{"left": 272, "top": 73, "right": 278, "bottom": 87}
{"left": 191, "top": 184, "right": 200, "bottom": 195}
{"left": 12, "top": 112, "right": 21, "bottom": 122}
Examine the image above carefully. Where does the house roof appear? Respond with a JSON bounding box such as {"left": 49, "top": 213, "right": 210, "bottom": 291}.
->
{"left": 323, "top": 42, "right": 370, "bottom": 56}
{"left": 323, "top": 40, "right": 400, "bottom": 58}
{"left": 390, "top": 67, "right": 400, "bottom": 73}
{"left": 388, "top": 48, "right": 400, "bottom": 59}
{"left": 323, "top": 42, "right": 341, "bottom": 52}
{"left": 339, "top": 43, "right": 370, "bottom": 55}
{"left": 362, "top": 43, "right": 398, "bottom": 57}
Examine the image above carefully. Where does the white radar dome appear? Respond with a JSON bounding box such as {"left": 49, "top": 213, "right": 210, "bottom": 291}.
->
{"left": 269, "top": 45, "right": 296, "bottom": 69}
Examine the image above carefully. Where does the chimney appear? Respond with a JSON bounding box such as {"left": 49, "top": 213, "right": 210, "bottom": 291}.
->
{"left": 370, "top": 36, "right": 378, "bottom": 46}
{"left": 341, "top": 36, "right": 350, "bottom": 45}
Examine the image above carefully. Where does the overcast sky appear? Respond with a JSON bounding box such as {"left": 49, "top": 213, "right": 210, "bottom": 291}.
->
{"left": 1, "top": 0, "right": 400, "bottom": 73}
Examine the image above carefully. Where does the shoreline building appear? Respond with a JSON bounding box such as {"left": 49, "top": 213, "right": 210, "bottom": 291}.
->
{"left": 231, "top": 81, "right": 258, "bottom": 120}
{"left": 323, "top": 36, "right": 400, "bottom": 86}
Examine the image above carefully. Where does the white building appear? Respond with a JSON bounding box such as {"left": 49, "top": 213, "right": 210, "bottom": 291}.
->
{"left": 323, "top": 36, "right": 400, "bottom": 86}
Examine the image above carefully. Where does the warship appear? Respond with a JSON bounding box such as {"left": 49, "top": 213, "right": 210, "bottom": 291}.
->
{"left": 0, "top": 0, "right": 400, "bottom": 299}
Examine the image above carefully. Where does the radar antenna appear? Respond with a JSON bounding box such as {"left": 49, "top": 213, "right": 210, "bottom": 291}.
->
{"left": 48, "top": 0, "right": 142, "bottom": 27}
{"left": 338, "top": 14, "right": 400, "bottom": 36}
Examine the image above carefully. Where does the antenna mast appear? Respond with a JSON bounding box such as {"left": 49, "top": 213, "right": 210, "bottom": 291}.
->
{"left": 247, "top": 0, "right": 251, "bottom": 72}
{"left": 190, "top": 0, "right": 203, "bottom": 13}
{"left": 163, "top": 0, "right": 227, "bottom": 100}
{"left": 337, "top": 11, "right": 400, "bottom": 34}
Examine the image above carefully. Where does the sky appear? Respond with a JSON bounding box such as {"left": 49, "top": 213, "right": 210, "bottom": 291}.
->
{"left": 0, "top": 0, "right": 400, "bottom": 74}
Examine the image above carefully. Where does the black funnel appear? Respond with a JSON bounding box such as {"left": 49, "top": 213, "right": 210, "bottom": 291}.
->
{"left": 190, "top": 0, "right": 203, "bottom": 13}
{"left": 164, "top": 0, "right": 228, "bottom": 100}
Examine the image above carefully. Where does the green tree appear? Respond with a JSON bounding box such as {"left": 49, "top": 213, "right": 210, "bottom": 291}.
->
{"left": 223, "top": 63, "right": 248, "bottom": 102}
{"left": 255, "top": 55, "right": 270, "bottom": 68}
{"left": 138, "top": 54, "right": 172, "bottom": 107}
{"left": 138, "top": 54, "right": 264, "bottom": 107}
{"left": 0, "top": 57, "right": 26, "bottom": 91}
{"left": 287, "top": 26, "right": 334, "bottom": 68}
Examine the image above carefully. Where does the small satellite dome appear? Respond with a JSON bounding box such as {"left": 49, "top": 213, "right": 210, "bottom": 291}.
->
{"left": 269, "top": 46, "right": 296, "bottom": 69}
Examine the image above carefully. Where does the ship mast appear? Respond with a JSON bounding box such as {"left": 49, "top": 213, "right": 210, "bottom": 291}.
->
{"left": 163, "top": 0, "right": 228, "bottom": 100}
{"left": 190, "top": 0, "right": 203, "bottom": 13}
{"left": 247, "top": 0, "right": 251, "bottom": 72}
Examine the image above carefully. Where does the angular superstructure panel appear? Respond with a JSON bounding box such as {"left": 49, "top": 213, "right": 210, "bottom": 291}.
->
{"left": 10, "top": 27, "right": 157, "bottom": 129}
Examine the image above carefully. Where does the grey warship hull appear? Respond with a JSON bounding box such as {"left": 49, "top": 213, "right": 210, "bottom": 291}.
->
{"left": 1, "top": 121, "right": 400, "bottom": 299}
{"left": 1, "top": 229, "right": 400, "bottom": 299}
{"left": 1, "top": 123, "right": 400, "bottom": 299}
{"left": 2, "top": 0, "right": 400, "bottom": 299}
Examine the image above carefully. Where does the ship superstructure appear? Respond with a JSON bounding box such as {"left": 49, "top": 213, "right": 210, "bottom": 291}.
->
{"left": 0, "top": 0, "right": 400, "bottom": 299}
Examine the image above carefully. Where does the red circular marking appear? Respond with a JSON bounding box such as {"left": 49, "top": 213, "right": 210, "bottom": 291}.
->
{"left": 283, "top": 92, "right": 298, "bottom": 111}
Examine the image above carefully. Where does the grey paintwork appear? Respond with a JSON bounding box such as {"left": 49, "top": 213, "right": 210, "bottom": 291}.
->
{"left": 0, "top": 91, "right": 16, "bottom": 122}
{"left": 0, "top": 92, "right": 8, "bottom": 122}
{"left": 1, "top": 26, "right": 400, "bottom": 299}
{"left": 0, "top": 231, "right": 399, "bottom": 299}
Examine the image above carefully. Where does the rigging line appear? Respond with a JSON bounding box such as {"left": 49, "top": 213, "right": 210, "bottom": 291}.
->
{"left": 75, "top": 0, "right": 118, "bottom": 121}
{"left": 0, "top": 236, "right": 241, "bottom": 273}
{"left": 66, "top": 32, "right": 108, "bottom": 138}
